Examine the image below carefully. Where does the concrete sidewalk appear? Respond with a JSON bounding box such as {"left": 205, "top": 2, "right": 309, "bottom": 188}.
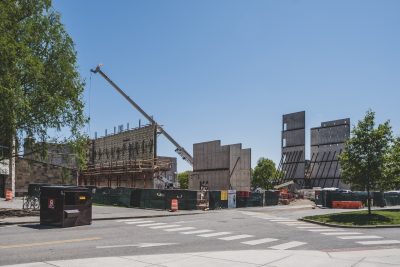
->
{"left": 3, "top": 248, "right": 400, "bottom": 266}
{"left": 0, "top": 198, "right": 205, "bottom": 225}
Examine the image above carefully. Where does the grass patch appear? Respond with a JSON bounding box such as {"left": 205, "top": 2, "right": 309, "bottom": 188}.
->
{"left": 304, "top": 210, "right": 400, "bottom": 226}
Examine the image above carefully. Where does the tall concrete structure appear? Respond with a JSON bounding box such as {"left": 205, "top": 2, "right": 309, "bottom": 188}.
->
{"left": 308, "top": 118, "right": 350, "bottom": 188}
{"left": 276, "top": 112, "right": 350, "bottom": 189}
{"left": 189, "top": 140, "right": 251, "bottom": 191}
{"left": 278, "top": 111, "right": 306, "bottom": 186}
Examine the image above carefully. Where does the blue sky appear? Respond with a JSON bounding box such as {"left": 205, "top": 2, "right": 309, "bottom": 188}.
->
{"left": 53, "top": 0, "right": 400, "bottom": 172}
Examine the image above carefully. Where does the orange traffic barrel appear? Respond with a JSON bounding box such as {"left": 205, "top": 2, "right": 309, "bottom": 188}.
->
{"left": 170, "top": 199, "right": 178, "bottom": 212}
{"left": 5, "top": 190, "right": 13, "bottom": 201}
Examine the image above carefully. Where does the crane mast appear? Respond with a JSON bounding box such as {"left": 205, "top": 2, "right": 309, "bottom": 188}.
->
{"left": 90, "top": 65, "right": 193, "bottom": 166}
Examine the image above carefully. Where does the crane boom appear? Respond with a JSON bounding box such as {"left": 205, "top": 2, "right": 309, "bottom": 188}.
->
{"left": 91, "top": 65, "right": 193, "bottom": 166}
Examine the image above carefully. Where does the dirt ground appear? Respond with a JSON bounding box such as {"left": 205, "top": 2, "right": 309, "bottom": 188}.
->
{"left": 0, "top": 208, "right": 39, "bottom": 219}
{"left": 288, "top": 198, "right": 315, "bottom": 206}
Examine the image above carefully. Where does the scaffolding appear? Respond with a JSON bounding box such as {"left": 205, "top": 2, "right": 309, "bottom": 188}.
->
{"left": 79, "top": 158, "right": 172, "bottom": 188}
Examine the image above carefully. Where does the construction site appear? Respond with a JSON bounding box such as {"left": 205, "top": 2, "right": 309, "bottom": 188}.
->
{"left": 1, "top": 66, "right": 369, "bottom": 209}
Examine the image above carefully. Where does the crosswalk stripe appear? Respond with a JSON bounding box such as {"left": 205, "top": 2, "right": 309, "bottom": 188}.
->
{"left": 125, "top": 220, "right": 154, "bottom": 225}
{"left": 241, "top": 238, "right": 278, "bottom": 245}
{"left": 321, "top": 232, "right": 362, "bottom": 236}
{"left": 197, "top": 232, "right": 232, "bottom": 237}
{"left": 164, "top": 227, "right": 195, "bottom": 232}
{"left": 297, "top": 226, "right": 328, "bottom": 229}
{"left": 357, "top": 240, "right": 400, "bottom": 245}
{"left": 150, "top": 224, "right": 181, "bottom": 229}
{"left": 338, "top": 235, "right": 382, "bottom": 240}
{"left": 284, "top": 223, "right": 311, "bottom": 226}
{"left": 308, "top": 229, "right": 344, "bottom": 232}
{"left": 281, "top": 222, "right": 310, "bottom": 225}
{"left": 268, "top": 217, "right": 288, "bottom": 220}
{"left": 180, "top": 230, "right": 213, "bottom": 235}
{"left": 269, "top": 241, "right": 307, "bottom": 250}
{"left": 240, "top": 212, "right": 259, "bottom": 215}
{"left": 137, "top": 223, "right": 167, "bottom": 227}
{"left": 116, "top": 219, "right": 146, "bottom": 223}
{"left": 219, "top": 234, "right": 254, "bottom": 241}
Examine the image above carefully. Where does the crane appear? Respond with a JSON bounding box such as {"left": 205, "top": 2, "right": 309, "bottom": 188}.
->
{"left": 90, "top": 65, "right": 193, "bottom": 166}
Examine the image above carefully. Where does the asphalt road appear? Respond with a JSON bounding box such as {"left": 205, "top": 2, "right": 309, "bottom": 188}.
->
{"left": 1, "top": 207, "right": 400, "bottom": 266}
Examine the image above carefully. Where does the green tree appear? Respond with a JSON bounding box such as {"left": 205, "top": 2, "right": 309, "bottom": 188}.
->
{"left": 340, "top": 110, "right": 393, "bottom": 215}
{"left": 252, "top": 157, "right": 277, "bottom": 189}
{"left": 385, "top": 137, "right": 400, "bottom": 189}
{"left": 178, "top": 171, "right": 190, "bottom": 189}
{"left": 0, "top": 0, "right": 87, "bottom": 165}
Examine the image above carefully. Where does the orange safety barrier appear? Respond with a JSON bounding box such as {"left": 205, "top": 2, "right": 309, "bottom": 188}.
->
{"left": 5, "top": 190, "right": 13, "bottom": 201}
{"left": 332, "top": 201, "right": 363, "bottom": 209}
{"left": 170, "top": 199, "right": 178, "bottom": 212}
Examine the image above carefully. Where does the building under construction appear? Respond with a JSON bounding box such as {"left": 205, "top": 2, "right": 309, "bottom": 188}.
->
{"left": 275, "top": 111, "right": 350, "bottom": 189}
{"left": 308, "top": 118, "right": 350, "bottom": 188}
{"left": 189, "top": 140, "right": 251, "bottom": 191}
{"left": 79, "top": 124, "right": 174, "bottom": 188}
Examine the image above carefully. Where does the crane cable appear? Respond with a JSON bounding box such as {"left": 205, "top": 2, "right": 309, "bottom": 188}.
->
{"left": 88, "top": 71, "right": 92, "bottom": 136}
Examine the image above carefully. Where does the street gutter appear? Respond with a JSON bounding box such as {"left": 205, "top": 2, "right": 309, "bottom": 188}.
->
{"left": 300, "top": 217, "right": 400, "bottom": 229}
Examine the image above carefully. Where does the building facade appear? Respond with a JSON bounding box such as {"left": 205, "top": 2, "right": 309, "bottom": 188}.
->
{"left": 80, "top": 124, "right": 174, "bottom": 189}
{"left": 189, "top": 140, "right": 251, "bottom": 191}
{"left": 276, "top": 111, "right": 350, "bottom": 189}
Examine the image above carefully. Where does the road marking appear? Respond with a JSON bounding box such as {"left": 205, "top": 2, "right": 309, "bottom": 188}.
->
{"left": 321, "top": 232, "right": 362, "bottom": 236}
{"left": 284, "top": 223, "right": 312, "bottom": 226}
{"left": 338, "top": 235, "right": 383, "bottom": 240}
{"left": 241, "top": 238, "right": 278, "bottom": 245}
{"left": 137, "top": 223, "right": 167, "bottom": 227}
{"left": 272, "top": 220, "right": 297, "bottom": 222}
{"left": 97, "top": 243, "right": 177, "bottom": 249}
{"left": 150, "top": 224, "right": 181, "bottom": 229}
{"left": 357, "top": 240, "right": 400, "bottom": 245}
{"left": 164, "top": 227, "right": 195, "bottom": 232}
{"left": 219, "top": 234, "right": 254, "bottom": 241}
{"left": 125, "top": 220, "right": 154, "bottom": 225}
{"left": 116, "top": 219, "right": 145, "bottom": 222}
{"left": 297, "top": 226, "right": 328, "bottom": 229}
{"left": 269, "top": 241, "right": 307, "bottom": 250}
{"left": 268, "top": 217, "right": 288, "bottom": 220}
{"left": 181, "top": 229, "right": 214, "bottom": 235}
{"left": 308, "top": 229, "right": 344, "bottom": 232}
{"left": 240, "top": 212, "right": 259, "bottom": 216}
{"left": 198, "top": 232, "right": 232, "bottom": 237}
{"left": 0, "top": 237, "right": 101, "bottom": 249}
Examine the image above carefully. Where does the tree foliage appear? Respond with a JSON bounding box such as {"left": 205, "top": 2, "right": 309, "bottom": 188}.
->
{"left": 340, "top": 110, "right": 396, "bottom": 214}
{"left": 385, "top": 137, "right": 400, "bottom": 189}
{"left": 178, "top": 171, "right": 190, "bottom": 189}
{"left": 0, "top": 0, "right": 87, "bottom": 165}
{"left": 252, "top": 157, "right": 277, "bottom": 189}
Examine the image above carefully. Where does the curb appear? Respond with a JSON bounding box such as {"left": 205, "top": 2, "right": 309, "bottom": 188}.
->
{"left": 0, "top": 211, "right": 205, "bottom": 227}
{"left": 300, "top": 218, "right": 400, "bottom": 229}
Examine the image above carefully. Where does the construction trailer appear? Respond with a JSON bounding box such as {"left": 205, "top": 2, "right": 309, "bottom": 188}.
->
{"left": 189, "top": 140, "right": 251, "bottom": 191}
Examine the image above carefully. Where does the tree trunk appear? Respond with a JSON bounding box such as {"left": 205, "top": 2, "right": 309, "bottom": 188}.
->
{"left": 366, "top": 175, "right": 371, "bottom": 215}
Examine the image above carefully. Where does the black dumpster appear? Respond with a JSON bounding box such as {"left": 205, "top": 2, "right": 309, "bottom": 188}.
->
{"left": 40, "top": 186, "right": 92, "bottom": 227}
